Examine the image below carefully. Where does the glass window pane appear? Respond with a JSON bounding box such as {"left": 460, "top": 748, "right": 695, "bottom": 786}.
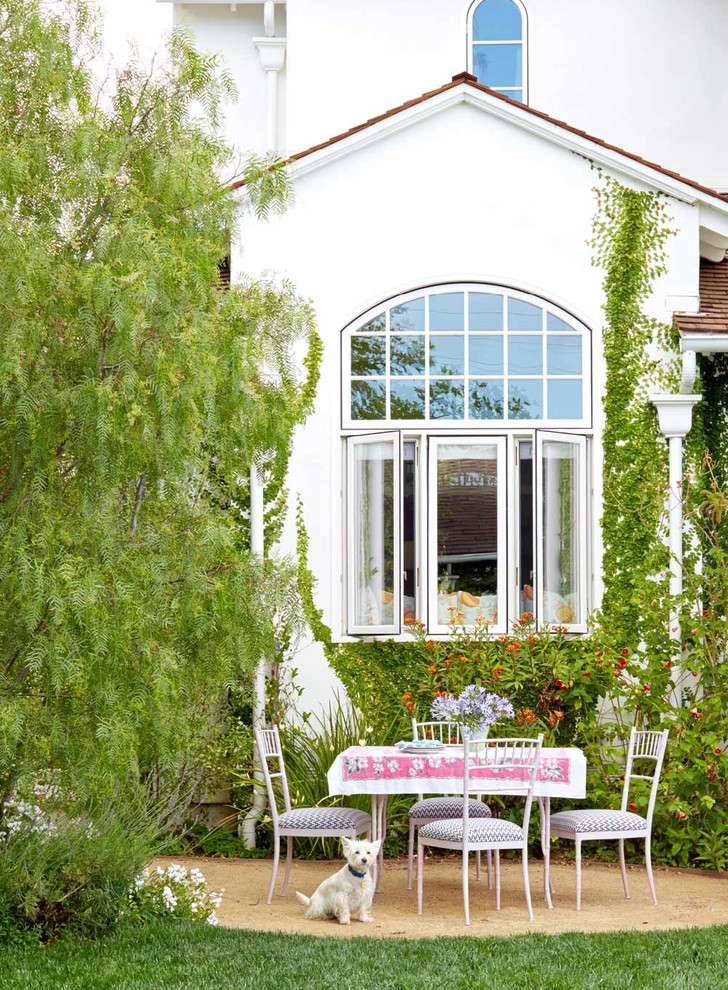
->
{"left": 469, "top": 335, "right": 503, "bottom": 374}
{"left": 508, "top": 379, "right": 542, "bottom": 419}
{"left": 547, "top": 312, "right": 576, "bottom": 333}
{"left": 391, "top": 380, "right": 425, "bottom": 419}
{"left": 547, "top": 336, "right": 582, "bottom": 375}
{"left": 359, "top": 313, "right": 386, "bottom": 333}
{"left": 508, "top": 297, "right": 542, "bottom": 331}
{"left": 403, "top": 442, "right": 418, "bottom": 625}
{"left": 542, "top": 440, "right": 582, "bottom": 625}
{"left": 497, "top": 89, "right": 523, "bottom": 103}
{"left": 430, "top": 335, "right": 464, "bottom": 374}
{"left": 351, "top": 335, "right": 385, "bottom": 376}
{"left": 509, "top": 335, "right": 542, "bottom": 375}
{"left": 548, "top": 380, "right": 583, "bottom": 419}
{"left": 430, "top": 380, "right": 465, "bottom": 419}
{"left": 429, "top": 292, "right": 464, "bottom": 331}
{"left": 390, "top": 297, "right": 425, "bottom": 331}
{"left": 517, "top": 441, "right": 534, "bottom": 615}
{"left": 469, "top": 293, "right": 503, "bottom": 331}
{"left": 436, "top": 442, "right": 500, "bottom": 626}
{"left": 469, "top": 380, "right": 504, "bottom": 419}
{"left": 473, "top": 44, "right": 522, "bottom": 89}
{"left": 351, "top": 381, "right": 385, "bottom": 420}
{"left": 390, "top": 335, "right": 425, "bottom": 375}
{"left": 472, "top": 0, "right": 522, "bottom": 40}
{"left": 351, "top": 440, "right": 396, "bottom": 628}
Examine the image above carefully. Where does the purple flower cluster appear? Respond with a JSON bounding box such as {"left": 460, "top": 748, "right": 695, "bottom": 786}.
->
{"left": 430, "top": 685, "right": 515, "bottom": 734}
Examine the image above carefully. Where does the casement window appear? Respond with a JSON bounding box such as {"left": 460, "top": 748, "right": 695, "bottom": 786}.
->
{"left": 469, "top": 0, "right": 527, "bottom": 104}
{"left": 344, "top": 285, "right": 590, "bottom": 636}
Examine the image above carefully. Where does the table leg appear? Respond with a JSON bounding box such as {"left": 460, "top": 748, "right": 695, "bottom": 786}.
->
{"left": 539, "top": 796, "right": 553, "bottom": 909}
{"left": 369, "top": 795, "right": 388, "bottom": 893}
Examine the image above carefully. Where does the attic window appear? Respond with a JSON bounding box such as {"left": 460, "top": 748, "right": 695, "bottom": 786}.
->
{"left": 470, "top": 0, "right": 527, "bottom": 104}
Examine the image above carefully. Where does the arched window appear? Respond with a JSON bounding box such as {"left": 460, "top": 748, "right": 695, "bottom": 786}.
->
{"left": 469, "top": 0, "right": 526, "bottom": 103}
{"left": 343, "top": 285, "right": 590, "bottom": 638}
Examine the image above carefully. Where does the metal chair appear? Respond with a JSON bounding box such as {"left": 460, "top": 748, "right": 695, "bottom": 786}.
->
{"left": 549, "top": 727, "right": 669, "bottom": 909}
{"left": 253, "top": 726, "right": 372, "bottom": 904}
{"left": 407, "top": 719, "right": 493, "bottom": 891}
{"left": 417, "top": 734, "right": 543, "bottom": 925}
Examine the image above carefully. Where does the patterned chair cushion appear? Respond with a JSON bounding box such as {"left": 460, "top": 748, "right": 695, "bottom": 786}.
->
{"left": 409, "top": 797, "right": 492, "bottom": 820}
{"left": 419, "top": 817, "right": 524, "bottom": 844}
{"left": 549, "top": 809, "right": 648, "bottom": 834}
{"left": 278, "top": 807, "right": 371, "bottom": 832}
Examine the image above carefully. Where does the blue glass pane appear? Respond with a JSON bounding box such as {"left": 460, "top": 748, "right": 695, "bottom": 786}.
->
{"left": 351, "top": 381, "right": 385, "bottom": 420}
{"left": 351, "top": 336, "right": 385, "bottom": 376}
{"left": 391, "top": 297, "right": 425, "bottom": 331}
{"left": 509, "top": 297, "right": 542, "bottom": 331}
{"left": 430, "top": 292, "right": 464, "bottom": 331}
{"left": 472, "top": 44, "right": 522, "bottom": 89}
{"left": 547, "top": 312, "right": 576, "bottom": 332}
{"left": 497, "top": 89, "right": 523, "bottom": 103}
{"left": 469, "top": 335, "right": 503, "bottom": 375}
{"left": 430, "top": 380, "right": 465, "bottom": 419}
{"left": 472, "top": 0, "right": 522, "bottom": 41}
{"left": 390, "top": 335, "right": 425, "bottom": 375}
{"left": 391, "top": 380, "right": 425, "bottom": 419}
{"left": 548, "top": 380, "right": 583, "bottom": 419}
{"left": 509, "top": 335, "right": 542, "bottom": 375}
{"left": 430, "top": 335, "right": 464, "bottom": 374}
{"left": 359, "top": 312, "right": 386, "bottom": 333}
{"left": 508, "top": 380, "right": 542, "bottom": 419}
{"left": 547, "top": 336, "right": 582, "bottom": 375}
{"left": 469, "top": 293, "right": 503, "bottom": 331}
{"left": 469, "top": 380, "right": 504, "bottom": 419}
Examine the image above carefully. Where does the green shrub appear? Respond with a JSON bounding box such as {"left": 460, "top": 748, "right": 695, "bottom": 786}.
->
{"left": 121, "top": 863, "right": 223, "bottom": 926}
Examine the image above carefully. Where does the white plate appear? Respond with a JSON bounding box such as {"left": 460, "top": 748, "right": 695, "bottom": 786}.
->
{"left": 401, "top": 743, "right": 446, "bottom": 754}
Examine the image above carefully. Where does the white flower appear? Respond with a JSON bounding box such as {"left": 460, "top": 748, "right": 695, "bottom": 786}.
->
{"left": 162, "top": 885, "right": 178, "bottom": 910}
{"left": 207, "top": 911, "right": 219, "bottom": 926}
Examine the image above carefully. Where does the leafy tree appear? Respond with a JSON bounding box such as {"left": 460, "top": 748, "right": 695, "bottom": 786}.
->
{"left": 0, "top": 0, "right": 319, "bottom": 845}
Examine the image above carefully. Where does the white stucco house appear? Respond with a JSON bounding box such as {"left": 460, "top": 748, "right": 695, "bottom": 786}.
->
{"left": 160, "top": 0, "right": 728, "bottom": 712}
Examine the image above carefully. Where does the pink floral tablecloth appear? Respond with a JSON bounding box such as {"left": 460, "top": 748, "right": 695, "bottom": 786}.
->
{"left": 327, "top": 746, "right": 586, "bottom": 799}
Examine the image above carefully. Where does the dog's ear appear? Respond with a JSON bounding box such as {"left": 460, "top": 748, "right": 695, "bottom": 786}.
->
{"left": 370, "top": 838, "right": 382, "bottom": 856}
{"left": 341, "top": 836, "right": 352, "bottom": 855}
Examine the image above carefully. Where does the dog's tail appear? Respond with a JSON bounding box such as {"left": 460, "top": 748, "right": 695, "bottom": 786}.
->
{"left": 295, "top": 891, "right": 311, "bottom": 907}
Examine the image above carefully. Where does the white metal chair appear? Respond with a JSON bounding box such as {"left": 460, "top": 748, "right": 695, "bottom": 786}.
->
{"left": 407, "top": 719, "right": 493, "bottom": 891}
{"left": 253, "top": 726, "right": 372, "bottom": 904}
{"left": 549, "top": 727, "right": 669, "bottom": 910}
{"left": 417, "top": 734, "right": 543, "bottom": 925}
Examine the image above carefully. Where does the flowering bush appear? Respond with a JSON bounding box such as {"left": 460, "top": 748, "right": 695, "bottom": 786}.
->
{"left": 123, "top": 864, "right": 224, "bottom": 926}
{"left": 430, "top": 685, "right": 514, "bottom": 735}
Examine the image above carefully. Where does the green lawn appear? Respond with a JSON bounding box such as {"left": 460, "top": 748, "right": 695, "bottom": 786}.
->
{"left": 1, "top": 923, "right": 727, "bottom": 990}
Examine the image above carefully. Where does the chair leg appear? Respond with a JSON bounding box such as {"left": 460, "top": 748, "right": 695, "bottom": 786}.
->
{"left": 618, "top": 838, "right": 630, "bottom": 900}
{"left": 463, "top": 850, "right": 470, "bottom": 926}
{"left": 487, "top": 850, "right": 493, "bottom": 889}
{"left": 476, "top": 850, "right": 481, "bottom": 881}
{"left": 645, "top": 835, "right": 657, "bottom": 906}
{"left": 407, "top": 819, "right": 415, "bottom": 891}
{"left": 267, "top": 836, "right": 280, "bottom": 905}
{"left": 416, "top": 837, "right": 424, "bottom": 915}
{"left": 575, "top": 838, "right": 582, "bottom": 911}
{"left": 281, "top": 836, "right": 293, "bottom": 896}
{"left": 495, "top": 850, "right": 501, "bottom": 911}
{"left": 522, "top": 848, "right": 534, "bottom": 922}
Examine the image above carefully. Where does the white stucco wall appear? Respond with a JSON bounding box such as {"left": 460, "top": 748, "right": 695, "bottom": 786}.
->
{"left": 236, "top": 94, "right": 702, "bottom": 713}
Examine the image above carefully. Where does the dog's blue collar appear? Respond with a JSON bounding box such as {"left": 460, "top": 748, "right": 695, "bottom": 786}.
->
{"left": 347, "top": 864, "right": 368, "bottom": 879}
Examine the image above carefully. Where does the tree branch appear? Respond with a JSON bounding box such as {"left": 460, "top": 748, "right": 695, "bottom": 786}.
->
{"left": 130, "top": 474, "right": 147, "bottom": 534}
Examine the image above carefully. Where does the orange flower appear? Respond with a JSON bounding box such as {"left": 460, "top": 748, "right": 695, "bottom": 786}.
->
{"left": 506, "top": 642, "right": 521, "bottom": 653}
{"left": 444, "top": 659, "right": 452, "bottom": 668}
{"left": 428, "top": 665, "right": 437, "bottom": 675}
{"left": 553, "top": 710, "right": 563, "bottom": 721}
{"left": 492, "top": 666, "right": 503, "bottom": 680}
{"left": 517, "top": 708, "right": 535, "bottom": 725}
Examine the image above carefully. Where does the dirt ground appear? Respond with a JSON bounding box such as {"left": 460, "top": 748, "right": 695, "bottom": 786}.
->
{"left": 153, "top": 855, "right": 728, "bottom": 939}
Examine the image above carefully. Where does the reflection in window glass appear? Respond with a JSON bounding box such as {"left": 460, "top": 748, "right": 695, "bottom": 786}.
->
{"left": 351, "top": 335, "right": 385, "bottom": 376}
{"left": 390, "top": 335, "right": 425, "bottom": 375}
{"left": 391, "top": 297, "right": 425, "bottom": 331}
{"left": 351, "top": 380, "right": 385, "bottom": 420}
{"left": 430, "top": 335, "right": 464, "bottom": 374}
{"left": 508, "top": 379, "right": 542, "bottom": 419}
{"left": 547, "top": 312, "right": 576, "bottom": 333}
{"left": 509, "top": 335, "right": 543, "bottom": 375}
{"left": 500, "top": 89, "right": 523, "bottom": 103}
{"left": 472, "top": 0, "right": 522, "bottom": 40}
{"left": 470, "top": 335, "right": 503, "bottom": 375}
{"left": 351, "top": 439, "right": 395, "bottom": 628}
{"left": 548, "top": 380, "right": 583, "bottom": 420}
{"left": 430, "top": 380, "right": 465, "bottom": 419}
{"left": 436, "top": 442, "right": 500, "bottom": 625}
{"left": 470, "top": 293, "right": 503, "bottom": 331}
{"left": 542, "top": 440, "right": 582, "bottom": 625}
{"left": 402, "top": 442, "right": 417, "bottom": 624}
{"left": 517, "top": 441, "right": 534, "bottom": 616}
{"left": 547, "top": 336, "right": 582, "bottom": 375}
{"left": 391, "top": 380, "right": 425, "bottom": 419}
{"left": 469, "top": 380, "right": 504, "bottom": 419}
{"left": 472, "top": 44, "right": 522, "bottom": 89}
{"left": 430, "top": 292, "right": 464, "bottom": 331}
{"left": 508, "top": 298, "right": 542, "bottom": 331}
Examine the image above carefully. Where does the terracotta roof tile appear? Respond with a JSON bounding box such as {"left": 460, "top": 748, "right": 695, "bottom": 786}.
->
{"left": 675, "top": 256, "right": 728, "bottom": 336}
{"left": 234, "top": 72, "right": 728, "bottom": 205}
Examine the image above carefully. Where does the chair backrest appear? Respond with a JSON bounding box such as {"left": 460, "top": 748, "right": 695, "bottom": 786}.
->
{"left": 621, "top": 727, "right": 669, "bottom": 824}
{"left": 463, "top": 735, "right": 544, "bottom": 838}
{"left": 412, "top": 719, "right": 467, "bottom": 745}
{"left": 252, "top": 726, "right": 292, "bottom": 826}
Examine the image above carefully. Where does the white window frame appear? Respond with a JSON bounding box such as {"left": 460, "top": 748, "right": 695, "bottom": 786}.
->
{"left": 535, "top": 430, "right": 588, "bottom": 634}
{"left": 345, "top": 432, "right": 402, "bottom": 636}
{"left": 427, "top": 435, "right": 508, "bottom": 635}
{"left": 468, "top": 0, "right": 529, "bottom": 104}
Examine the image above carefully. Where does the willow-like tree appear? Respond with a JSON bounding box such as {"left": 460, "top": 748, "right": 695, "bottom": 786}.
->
{"left": 0, "top": 0, "right": 319, "bottom": 818}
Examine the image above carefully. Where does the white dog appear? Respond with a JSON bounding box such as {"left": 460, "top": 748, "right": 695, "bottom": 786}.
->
{"left": 295, "top": 837, "right": 381, "bottom": 924}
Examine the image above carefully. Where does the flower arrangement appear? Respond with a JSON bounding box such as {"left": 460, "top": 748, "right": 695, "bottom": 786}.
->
{"left": 430, "top": 684, "right": 515, "bottom": 735}
{"left": 123, "top": 863, "right": 224, "bottom": 926}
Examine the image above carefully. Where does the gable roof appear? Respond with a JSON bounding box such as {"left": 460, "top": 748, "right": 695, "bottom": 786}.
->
{"left": 236, "top": 73, "right": 728, "bottom": 212}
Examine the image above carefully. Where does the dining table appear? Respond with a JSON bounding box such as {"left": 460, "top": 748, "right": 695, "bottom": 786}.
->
{"left": 327, "top": 743, "right": 587, "bottom": 908}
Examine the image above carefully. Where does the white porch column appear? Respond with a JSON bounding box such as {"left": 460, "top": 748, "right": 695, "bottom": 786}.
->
{"left": 254, "top": 1, "right": 287, "bottom": 153}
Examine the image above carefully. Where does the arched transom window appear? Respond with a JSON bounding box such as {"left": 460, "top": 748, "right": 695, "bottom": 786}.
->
{"left": 469, "top": 0, "right": 526, "bottom": 103}
{"left": 345, "top": 285, "right": 589, "bottom": 428}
